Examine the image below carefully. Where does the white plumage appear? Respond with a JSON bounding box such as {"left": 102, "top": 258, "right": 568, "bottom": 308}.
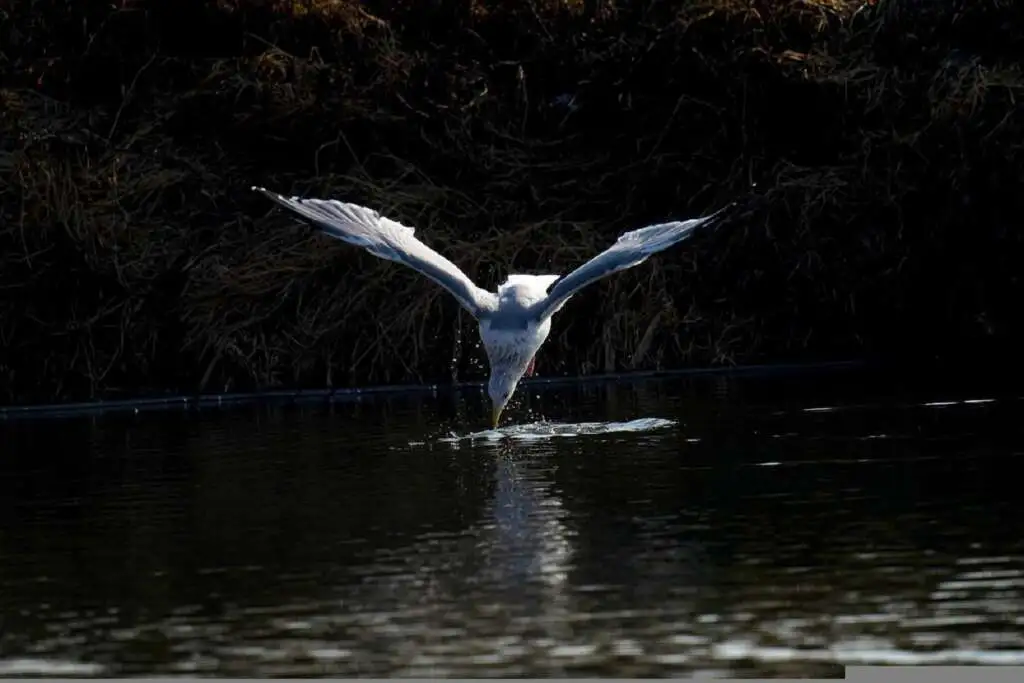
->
{"left": 252, "top": 186, "right": 731, "bottom": 428}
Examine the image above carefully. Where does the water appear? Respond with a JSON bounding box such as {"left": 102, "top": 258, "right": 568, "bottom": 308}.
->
{"left": 1, "top": 368, "right": 1023, "bottom": 677}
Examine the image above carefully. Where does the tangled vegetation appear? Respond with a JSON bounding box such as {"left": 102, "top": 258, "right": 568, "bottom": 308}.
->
{"left": 1, "top": 0, "right": 1022, "bottom": 404}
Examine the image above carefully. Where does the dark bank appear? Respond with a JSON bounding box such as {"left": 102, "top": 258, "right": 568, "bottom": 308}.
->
{"left": 2, "top": 0, "right": 1022, "bottom": 406}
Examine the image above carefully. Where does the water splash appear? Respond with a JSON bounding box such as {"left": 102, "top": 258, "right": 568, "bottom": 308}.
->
{"left": 422, "top": 417, "right": 677, "bottom": 446}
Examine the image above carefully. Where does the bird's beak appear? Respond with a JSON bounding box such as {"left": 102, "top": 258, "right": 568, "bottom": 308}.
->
{"left": 491, "top": 404, "right": 503, "bottom": 430}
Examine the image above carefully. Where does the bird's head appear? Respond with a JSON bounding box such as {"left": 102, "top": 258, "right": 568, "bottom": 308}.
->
{"left": 487, "top": 365, "right": 523, "bottom": 430}
{"left": 480, "top": 316, "right": 552, "bottom": 429}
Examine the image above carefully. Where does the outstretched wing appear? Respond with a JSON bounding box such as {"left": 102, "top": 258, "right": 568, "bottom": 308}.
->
{"left": 529, "top": 204, "right": 732, "bottom": 321}
{"left": 252, "top": 187, "right": 497, "bottom": 318}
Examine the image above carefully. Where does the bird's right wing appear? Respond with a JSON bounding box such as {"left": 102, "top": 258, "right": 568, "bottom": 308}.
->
{"left": 253, "top": 187, "right": 497, "bottom": 318}
{"left": 529, "top": 204, "right": 732, "bottom": 322}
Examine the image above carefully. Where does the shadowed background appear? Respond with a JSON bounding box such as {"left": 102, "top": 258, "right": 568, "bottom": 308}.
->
{"left": 2, "top": 0, "right": 1022, "bottom": 405}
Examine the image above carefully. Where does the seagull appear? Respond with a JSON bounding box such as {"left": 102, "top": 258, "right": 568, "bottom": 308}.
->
{"left": 252, "top": 186, "right": 731, "bottom": 428}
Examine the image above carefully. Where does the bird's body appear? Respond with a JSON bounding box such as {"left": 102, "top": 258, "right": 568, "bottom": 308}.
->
{"left": 480, "top": 276, "right": 556, "bottom": 387}
{"left": 252, "top": 186, "right": 730, "bottom": 427}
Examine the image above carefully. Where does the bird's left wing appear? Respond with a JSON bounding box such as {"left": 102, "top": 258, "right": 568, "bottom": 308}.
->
{"left": 529, "top": 204, "right": 732, "bottom": 322}
{"left": 253, "top": 187, "right": 497, "bottom": 318}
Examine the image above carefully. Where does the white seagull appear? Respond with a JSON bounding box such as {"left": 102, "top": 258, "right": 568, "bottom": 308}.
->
{"left": 252, "top": 186, "right": 731, "bottom": 428}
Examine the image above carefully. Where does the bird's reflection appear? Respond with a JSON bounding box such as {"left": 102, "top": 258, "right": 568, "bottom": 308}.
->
{"left": 488, "top": 445, "right": 574, "bottom": 592}
{"left": 338, "top": 436, "right": 577, "bottom": 631}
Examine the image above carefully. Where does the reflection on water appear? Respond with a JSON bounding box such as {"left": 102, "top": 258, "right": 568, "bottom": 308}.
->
{"left": 1, "top": 369, "right": 1023, "bottom": 676}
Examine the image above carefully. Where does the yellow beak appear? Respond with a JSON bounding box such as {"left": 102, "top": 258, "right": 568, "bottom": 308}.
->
{"left": 491, "top": 405, "right": 503, "bottom": 430}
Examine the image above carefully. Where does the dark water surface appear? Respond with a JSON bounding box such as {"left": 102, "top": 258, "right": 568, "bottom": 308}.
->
{"left": 1, "top": 369, "right": 1023, "bottom": 677}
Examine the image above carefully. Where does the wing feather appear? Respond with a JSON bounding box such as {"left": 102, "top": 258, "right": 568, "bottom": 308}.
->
{"left": 253, "top": 187, "right": 496, "bottom": 318}
{"left": 529, "top": 204, "right": 731, "bottom": 321}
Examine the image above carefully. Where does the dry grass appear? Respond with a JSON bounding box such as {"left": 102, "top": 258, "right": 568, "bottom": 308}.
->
{"left": 2, "top": 0, "right": 1023, "bottom": 404}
